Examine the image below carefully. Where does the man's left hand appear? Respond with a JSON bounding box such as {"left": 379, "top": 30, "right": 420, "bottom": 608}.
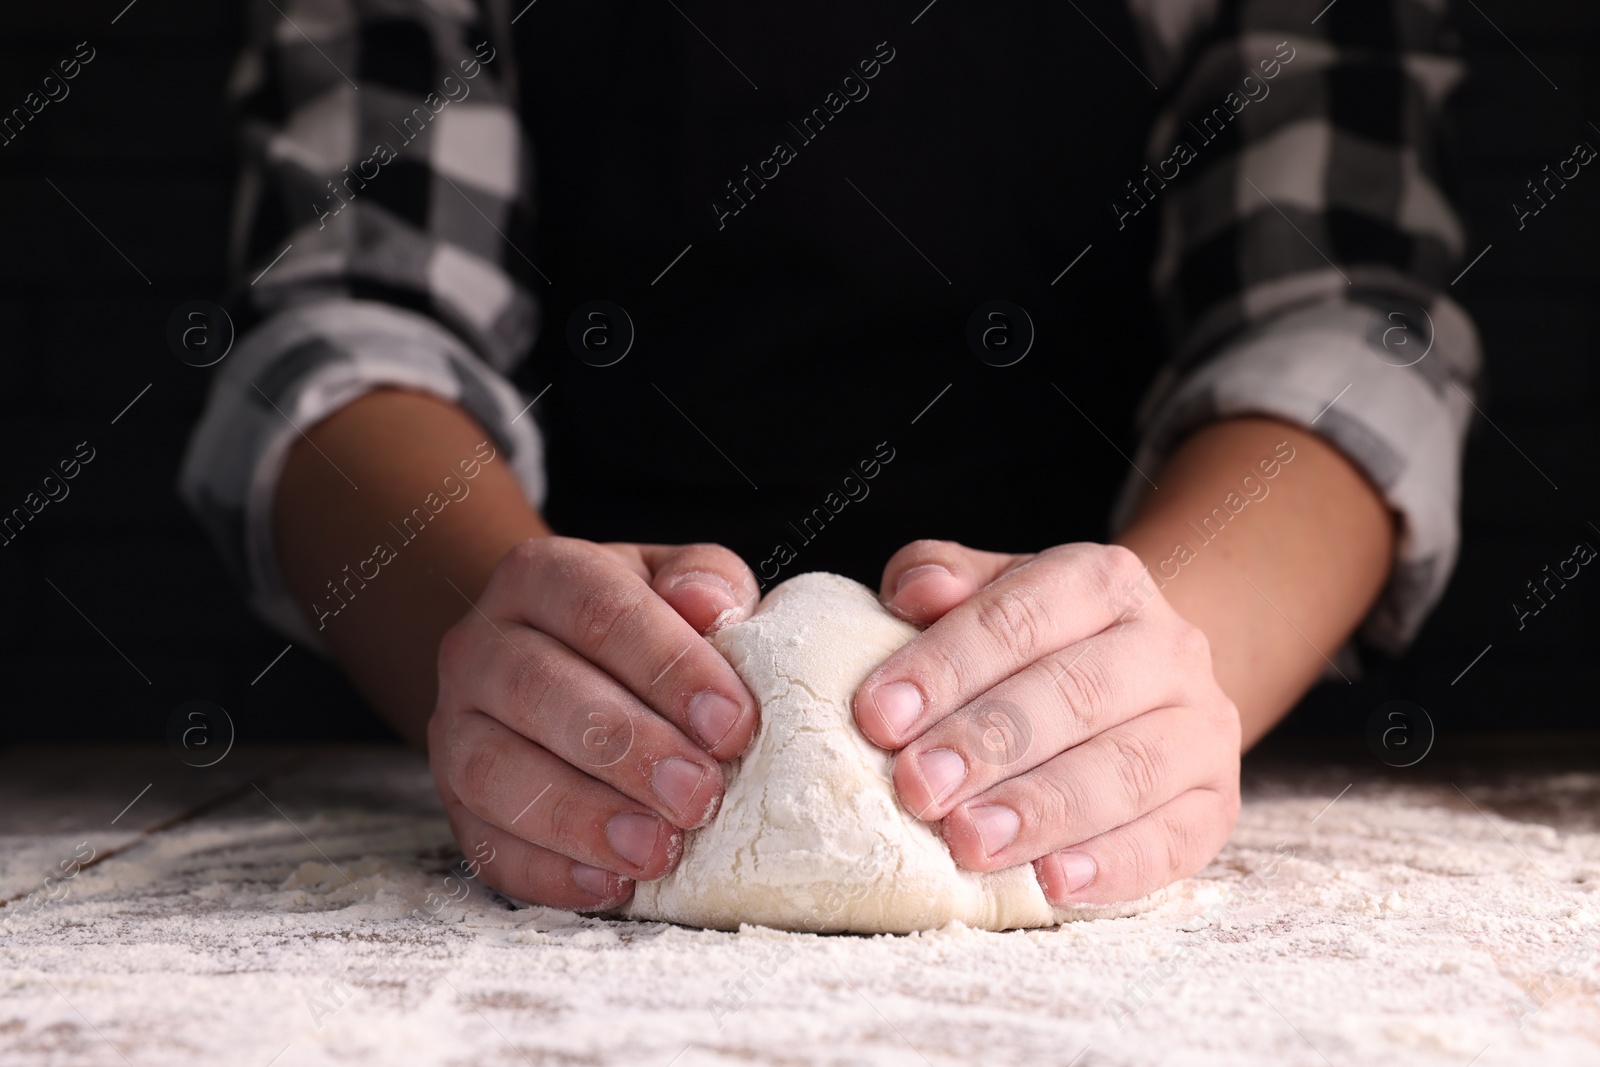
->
{"left": 852, "top": 540, "right": 1241, "bottom": 905}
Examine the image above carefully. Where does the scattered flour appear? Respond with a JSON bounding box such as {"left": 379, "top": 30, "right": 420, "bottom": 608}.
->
{"left": 1, "top": 747, "right": 1597, "bottom": 1064}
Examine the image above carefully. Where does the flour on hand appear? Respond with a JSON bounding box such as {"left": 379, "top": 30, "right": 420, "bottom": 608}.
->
{"left": 625, "top": 572, "right": 1165, "bottom": 933}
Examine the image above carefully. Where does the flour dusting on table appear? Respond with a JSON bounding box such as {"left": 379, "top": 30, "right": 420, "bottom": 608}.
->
{"left": 1, "top": 751, "right": 1597, "bottom": 1066}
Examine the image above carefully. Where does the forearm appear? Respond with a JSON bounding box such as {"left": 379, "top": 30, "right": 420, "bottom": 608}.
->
{"left": 273, "top": 389, "right": 550, "bottom": 747}
{"left": 1115, "top": 417, "right": 1395, "bottom": 748}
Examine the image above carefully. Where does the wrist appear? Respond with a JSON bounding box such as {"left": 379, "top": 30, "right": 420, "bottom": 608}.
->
{"left": 1115, "top": 417, "right": 1392, "bottom": 748}
{"left": 273, "top": 389, "right": 550, "bottom": 745}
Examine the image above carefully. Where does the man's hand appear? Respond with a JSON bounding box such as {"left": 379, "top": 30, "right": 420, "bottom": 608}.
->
{"left": 428, "top": 538, "right": 760, "bottom": 911}
{"left": 852, "top": 541, "right": 1241, "bottom": 906}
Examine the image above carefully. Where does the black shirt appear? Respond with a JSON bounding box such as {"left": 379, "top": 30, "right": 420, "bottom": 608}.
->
{"left": 514, "top": 2, "right": 1164, "bottom": 587}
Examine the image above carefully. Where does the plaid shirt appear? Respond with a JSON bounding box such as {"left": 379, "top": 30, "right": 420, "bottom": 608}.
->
{"left": 181, "top": 0, "right": 1481, "bottom": 655}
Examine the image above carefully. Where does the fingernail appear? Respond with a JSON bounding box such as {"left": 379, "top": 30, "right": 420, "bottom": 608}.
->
{"left": 1044, "top": 851, "right": 1098, "bottom": 898}
{"left": 571, "top": 862, "right": 620, "bottom": 900}
{"left": 968, "top": 804, "right": 1021, "bottom": 857}
{"left": 895, "top": 563, "right": 951, "bottom": 595}
{"left": 916, "top": 748, "right": 967, "bottom": 804}
{"left": 651, "top": 756, "right": 710, "bottom": 822}
{"left": 670, "top": 570, "right": 739, "bottom": 610}
{"left": 688, "top": 690, "right": 743, "bottom": 750}
{"left": 871, "top": 681, "right": 923, "bottom": 741}
{"left": 605, "top": 812, "right": 662, "bottom": 869}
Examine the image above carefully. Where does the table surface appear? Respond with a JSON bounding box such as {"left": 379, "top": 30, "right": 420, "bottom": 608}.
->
{"left": 2, "top": 736, "right": 1598, "bottom": 1067}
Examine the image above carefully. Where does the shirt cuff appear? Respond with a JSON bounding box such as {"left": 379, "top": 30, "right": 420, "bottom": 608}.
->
{"left": 178, "top": 299, "right": 548, "bottom": 652}
{"left": 1111, "top": 296, "right": 1481, "bottom": 653}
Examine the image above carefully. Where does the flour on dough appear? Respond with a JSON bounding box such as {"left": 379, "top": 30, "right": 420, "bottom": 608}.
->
{"left": 625, "top": 572, "right": 1165, "bottom": 933}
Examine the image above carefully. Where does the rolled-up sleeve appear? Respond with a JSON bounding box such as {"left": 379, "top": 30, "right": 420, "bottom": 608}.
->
{"left": 179, "top": 301, "right": 547, "bottom": 649}
{"left": 179, "top": 0, "right": 546, "bottom": 649}
{"left": 1114, "top": 0, "right": 1482, "bottom": 652}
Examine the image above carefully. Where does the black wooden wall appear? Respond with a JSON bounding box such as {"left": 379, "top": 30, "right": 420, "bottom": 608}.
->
{"left": 0, "top": 1, "right": 1594, "bottom": 746}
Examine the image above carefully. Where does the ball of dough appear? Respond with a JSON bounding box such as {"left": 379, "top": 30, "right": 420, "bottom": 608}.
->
{"left": 624, "top": 572, "right": 1164, "bottom": 933}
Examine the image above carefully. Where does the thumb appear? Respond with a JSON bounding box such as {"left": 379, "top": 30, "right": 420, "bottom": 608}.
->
{"left": 880, "top": 540, "right": 1032, "bottom": 624}
{"left": 636, "top": 543, "right": 761, "bottom": 635}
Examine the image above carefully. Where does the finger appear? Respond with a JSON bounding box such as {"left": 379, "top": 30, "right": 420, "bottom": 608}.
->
{"left": 637, "top": 542, "right": 761, "bottom": 634}
{"left": 1034, "top": 787, "right": 1238, "bottom": 906}
{"left": 876, "top": 540, "right": 1028, "bottom": 625}
{"left": 440, "top": 614, "right": 723, "bottom": 827}
{"left": 891, "top": 620, "right": 1202, "bottom": 819}
{"left": 440, "top": 793, "right": 634, "bottom": 912}
{"left": 485, "top": 537, "right": 757, "bottom": 759}
{"left": 856, "top": 543, "right": 1157, "bottom": 748}
{"left": 938, "top": 704, "right": 1232, "bottom": 872}
{"left": 435, "top": 708, "right": 683, "bottom": 880}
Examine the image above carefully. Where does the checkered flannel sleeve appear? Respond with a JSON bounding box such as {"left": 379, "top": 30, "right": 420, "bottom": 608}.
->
{"left": 178, "top": 0, "right": 545, "bottom": 649}
{"left": 1114, "top": 0, "right": 1483, "bottom": 652}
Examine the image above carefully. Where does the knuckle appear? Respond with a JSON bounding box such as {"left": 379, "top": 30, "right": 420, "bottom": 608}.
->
{"left": 1017, "top": 773, "right": 1081, "bottom": 839}
{"left": 1115, "top": 826, "right": 1160, "bottom": 886}
{"left": 1094, "top": 544, "right": 1146, "bottom": 613}
{"left": 436, "top": 620, "right": 473, "bottom": 675}
{"left": 502, "top": 535, "right": 555, "bottom": 576}
{"left": 1155, "top": 808, "right": 1199, "bottom": 879}
{"left": 1108, "top": 732, "right": 1165, "bottom": 810}
{"left": 570, "top": 576, "right": 649, "bottom": 653}
{"left": 541, "top": 788, "right": 589, "bottom": 857}
{"left": 1050, "top": 653, "right": 1114, "bottom": 734}
{"left": 1212, "top": 697, "right": 1244, "bottom": 749}
{"left": 940, "top": 656, "right": 980, "bottom": 707}
{"left": 503, "top": 844, "right": 552, "bottom": 900}
{"left": 963, "top": 699, "right": 1035, "bottom": 768}
{"left": 459, "top": 737, "right": 509, "bottom": 800}
{"left": 1100, "top": 543, "right": 1144, "bottom": 583}
{"left": 973, "top": 585, "right": 1050, "bottom": 658}
{"left": 1218, "top": 783, "right": 1242, "bottom": 828}
{"left": 572, "top": 699, "right": 638, "bottom": 768}
{"left": 425, "top": 710, "right": 450, "bottom": 768}
{"left": 496, "top": 645, "right": 557, "bottom": 720}
{"left": 645, "top": 646, "right": 694, "bottom": 698}
{"left": 1171, "top": 622, "right": 1213, "bottom": 669}
{"left": 511, "top": 535, "right": 593, "bottom": 588}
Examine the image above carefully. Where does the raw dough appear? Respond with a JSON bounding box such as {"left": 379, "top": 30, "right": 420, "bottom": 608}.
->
{"left": 625, "top": 572, "right": 1164, "bottom": 933}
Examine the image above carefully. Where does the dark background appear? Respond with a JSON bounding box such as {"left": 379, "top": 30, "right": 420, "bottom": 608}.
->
{"left": 0, "top": 1, "right": 1594, "bottom": 748}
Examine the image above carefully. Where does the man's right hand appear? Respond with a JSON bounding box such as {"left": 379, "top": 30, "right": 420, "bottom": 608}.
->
{"left": 428, "top": 537, "right": 761, "bottom": 911}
